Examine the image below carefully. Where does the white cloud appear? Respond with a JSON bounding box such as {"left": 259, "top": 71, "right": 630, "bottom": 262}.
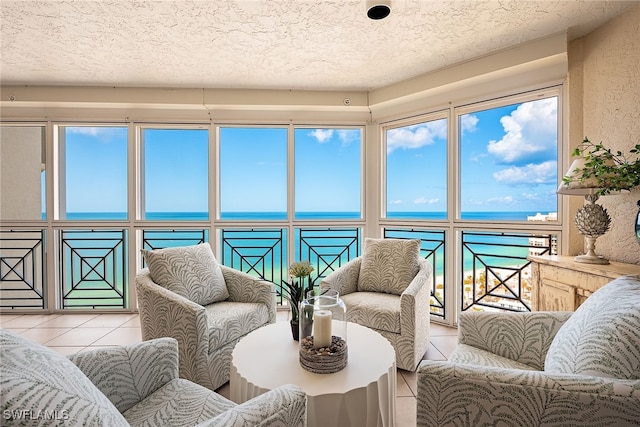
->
{"left": 387, "top": 119, "right": 446, "bottom": 153}
{"left": 413, "top": 196, "right": 440, "bottom": 205}
{"left": 492, "top": 160, "right": 557, "bottom": 184}
{"left": 309, "top": 129, "right": 334, "bottom": 143}
{"left": 460, "top": 114, "right": 479, "bottom": 134}
{"left": 487, "top": 98, "right": 557, "bottom": 164}
{"left": 388, "top": 199, "right": 403, "bottom": 205}
{"left": 486, "top": 196, "right": 514, "bottom": 204}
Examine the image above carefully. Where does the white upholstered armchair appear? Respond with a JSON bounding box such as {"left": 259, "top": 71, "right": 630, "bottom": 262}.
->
{"left": 136, "top": 243, "right": 276, "bottom": 391}
{"left": 320, "top": 238, "right": 432, "bottom": 371}
{"left": 417, "top": 275, "right": 640, "bottom": 427}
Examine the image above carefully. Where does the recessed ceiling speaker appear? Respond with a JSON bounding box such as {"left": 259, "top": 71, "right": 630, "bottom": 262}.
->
{"left": 366, "top": 0, "right": 391, "bottom": 20}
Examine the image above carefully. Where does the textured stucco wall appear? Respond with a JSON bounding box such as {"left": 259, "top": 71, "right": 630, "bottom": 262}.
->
{"left": 569, "top": 3, "right": 640, "bottom": 264}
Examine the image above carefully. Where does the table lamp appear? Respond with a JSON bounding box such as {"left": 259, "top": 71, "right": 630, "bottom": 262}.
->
{"left": 557, "top": 158, "right": 611, "bottom": 265}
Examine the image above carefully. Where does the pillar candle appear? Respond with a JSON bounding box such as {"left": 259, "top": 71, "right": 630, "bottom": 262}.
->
{"left": 313, "top": 310, "right": 332, "bottom": 349}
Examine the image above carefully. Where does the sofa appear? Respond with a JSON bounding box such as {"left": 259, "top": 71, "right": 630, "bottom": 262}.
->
{"left": 417, "top": 274, "right": 640, "bottom": 426}
{"left": 1, "top": 329, "right": 306, "bottom": 426}
{"left": 136, "top": 243, "right": 276, "bottom": 390}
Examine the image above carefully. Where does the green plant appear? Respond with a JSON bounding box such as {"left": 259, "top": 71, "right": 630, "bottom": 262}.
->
{"left": 563, "top": 137, "right": 640, "bottom": 195}
{"left": 278, "top": 261, "right": 314, "bottom": 323}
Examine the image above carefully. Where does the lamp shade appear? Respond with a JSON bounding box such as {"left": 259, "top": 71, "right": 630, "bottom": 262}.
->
{"left": 557, "top": 158, "right": 601, "bottom": 195}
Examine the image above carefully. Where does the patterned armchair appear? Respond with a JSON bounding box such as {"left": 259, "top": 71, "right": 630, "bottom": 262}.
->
{"left": 136, "top": 243, "right": 276, "bottom": 391}
{"left": 1, "top": 330, "right": 306, "bottom": 426}
{"left": 417, "top": 275, "right": 640, "bottom": 427}
{"left": 321, "top": 238, "right": 432, "bottom": 371}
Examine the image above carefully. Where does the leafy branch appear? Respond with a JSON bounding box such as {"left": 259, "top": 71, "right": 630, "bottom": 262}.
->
{"left": 563, "top": 137, "right": 640, "bottom": 195}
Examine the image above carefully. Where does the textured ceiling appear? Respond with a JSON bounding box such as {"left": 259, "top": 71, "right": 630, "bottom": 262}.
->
{"left": 0, "top": 1, "right": 634, "bottom": 91}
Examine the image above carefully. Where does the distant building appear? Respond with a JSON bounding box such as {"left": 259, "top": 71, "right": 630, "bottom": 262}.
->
{"left": 528, "top": 212, "right": 558, "bottom": 255}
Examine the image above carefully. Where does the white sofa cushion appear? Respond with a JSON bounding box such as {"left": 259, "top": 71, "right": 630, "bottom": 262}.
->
{"left": 545, "top": 275, "right": 640, "bottom": 379}
{"left": 357, "top": 238, "right": 420, "bottom": 295}
{"left": 0, "top": 329, "right": 128, "bottom": 426}
{"left": 142, "top": 242, "right": 229, "bottom": 306}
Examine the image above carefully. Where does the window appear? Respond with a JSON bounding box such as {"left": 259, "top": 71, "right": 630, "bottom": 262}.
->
{"left": 142, "top": 128, "right": 209, "bottom": 220}
{"left": 58, "top": 126, "right": 128, "bottom": 220}
{"left": 294, "top": 128, "right": 362, "bottom": 219}
{"left": 459, "top": 96, "right": 559, "bottom": 221}
{"left": 385, "top": 117, "right": 448, "bottom": 220}
{"left": 219, "top": 127, "right": 287, "bottom": 220}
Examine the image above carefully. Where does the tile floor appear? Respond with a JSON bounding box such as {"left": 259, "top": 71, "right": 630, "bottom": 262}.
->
{"left": 0, "top": 311, "right": 458, "bottom": 427}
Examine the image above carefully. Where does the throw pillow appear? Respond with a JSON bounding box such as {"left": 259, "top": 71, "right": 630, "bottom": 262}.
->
{"left": 544, "top": 275, "right": 640, "bottom": 379}
{"left": 141, "top": 242, "right": 229, "bottom": 306}
{"left": 357, "top": 238, "right": 420, "bottom": 295}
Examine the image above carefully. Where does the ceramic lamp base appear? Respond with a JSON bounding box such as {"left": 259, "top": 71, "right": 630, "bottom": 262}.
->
{"left": 574, "top": 254, "right": 609, "bottom": 265}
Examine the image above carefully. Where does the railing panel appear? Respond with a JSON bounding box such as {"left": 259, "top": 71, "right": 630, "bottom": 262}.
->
{"left": 0, "top": 230, "right": 46, "bottom": 309}
{"left": 141, "top": 229, "right": 209, "bottom": 267}
{"left": 461, "top": 231, "right": 556, "bottom": 312}
{"left": 383, "top": 228, "right": 446, "bottom": 318}
{"left": 295, "top": 227, "right": 361, "bottom": 287}
{"left": 220, "top": 228, "right": 287, "bottom": 302}
{"left": 59, "top": 229, "right": 127, "bottom": 309}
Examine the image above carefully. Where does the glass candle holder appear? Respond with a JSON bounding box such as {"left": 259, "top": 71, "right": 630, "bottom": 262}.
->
{"left": 299, "top": 288, "right": 348, "bottom": 373}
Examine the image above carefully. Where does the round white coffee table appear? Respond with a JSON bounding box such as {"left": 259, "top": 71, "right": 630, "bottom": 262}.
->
{"left": 230, "top": 321, "right": 396, "bottom": 427}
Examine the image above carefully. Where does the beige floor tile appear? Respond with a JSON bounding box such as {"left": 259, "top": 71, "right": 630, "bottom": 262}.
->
{"left": 422, "top": 342, "right": 446, "bottom": 361}
{"left": 429, "top": 335, "right": 458, "bottom": 359}
{"left": 0, "top": 314, "right": 23, "bottom": 325}
{"left": 120, "top": 315, "right": 141, "bottom": 328}
{"left": 45, "top": 327, "right": 114, "bottom": 347}
{"left": 19, "top": 328, "right": 74, "bottom": 344}
{"left": 3, "top": 327, "right": 28, "bottom": 334}
{"left": 37, "top": 314, "right": 99, "bottom": 328}
{"left": 396, "top": 370, "right": 414, "bottom": 397}
{"left": 0, "top": 314, "right": 60, "bottom": 328}
{"left": 79, "top": 313, "right": 138, "bottom": 328}
{"left": 91, "top": 327, "right": 142, "bottom": 346}
{"left": 396, "top": 396, "right": 417, "bottom": 427}
{"left": 430, "top": 322, "right": 458, "bottom": 336}
{"left": 48, "top": 346, "right": 86, "bottom": 356}
{"left": 399, "top": 370, "right": 417, "bottom": 397}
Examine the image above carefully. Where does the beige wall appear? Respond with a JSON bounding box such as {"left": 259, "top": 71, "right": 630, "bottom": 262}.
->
{"left": 568, "top": 3, "right": 640, "bottom": 264}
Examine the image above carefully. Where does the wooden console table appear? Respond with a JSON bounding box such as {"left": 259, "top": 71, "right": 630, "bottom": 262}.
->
{"left": 528, "top": 255, "right": 640, "bottom": 311}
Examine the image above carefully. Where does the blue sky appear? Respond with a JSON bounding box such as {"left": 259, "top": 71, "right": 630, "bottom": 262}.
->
{"left": 63, "top": 96, "right": 558, "bottom": 217}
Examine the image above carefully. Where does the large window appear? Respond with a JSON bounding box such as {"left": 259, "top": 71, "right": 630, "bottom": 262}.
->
{"left": 58, "top": 126, "right": 128, "bottom": 220}
{"left": 219, "top": 127, "right": 287, "bottom": 220}
{"left": 294, "top": 128, "right": 362, "bottom": 219}
{"left": 459, "top": 96, "right": 559, "bottom": 221}
{"left": 142, "top": 127, "right": 209, "bottom": 221}
{"left": 385, "top": 116, "right": 448, "bottom": 220}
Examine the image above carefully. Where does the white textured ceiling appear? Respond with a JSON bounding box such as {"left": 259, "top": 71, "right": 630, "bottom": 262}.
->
{"left": 0, "top": 1, "right": 634, "bottom": 91}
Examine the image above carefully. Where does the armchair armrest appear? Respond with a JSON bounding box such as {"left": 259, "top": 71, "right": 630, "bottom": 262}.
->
{"left": 320, "top": 256, "right": 362, "bottom": 296}
{"left": 135, "top": 269, "right": 210, "bottom": 378}
{"left": 195, "top": 384, "right": 307, "bottom": 427}
{"left": 400, "top": 259, "right": 432, "bottom": 329}
{"left": 458, "top": 311, "right": 573, "bottom": 371}
{"left": 69, "top": 338, "right": 179, "bottom": 414}
{"left": 418, "top": 361, "right": 640, "bottom": 427}
{"left": 221, "top": 266, "right": 277, "bottom": 323}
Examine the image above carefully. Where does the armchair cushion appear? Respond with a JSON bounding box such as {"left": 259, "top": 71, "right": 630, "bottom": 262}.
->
{"left": 357, "top": 238, "right": 420, "bottom": 295}
{"left": 141, "top": 243, "right": 229, "bottom": 306}
{"left": 1, "top": 329, "right": 128, "bottom": 426}
{"left": 341, "top": 291, "right": 401, "bottom": 334}
{"left": 204, "top": 301, "right": 271, "bottom": 348}
{"left": 545, "top": 275, "right": 640, "bottom": 379}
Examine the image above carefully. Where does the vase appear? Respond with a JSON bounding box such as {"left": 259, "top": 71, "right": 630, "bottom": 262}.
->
{"left": 290, "top": 319, "right": 300, "bottom": 341}
{"left": 299, "top": 288, "right": 348, "bottom": 373}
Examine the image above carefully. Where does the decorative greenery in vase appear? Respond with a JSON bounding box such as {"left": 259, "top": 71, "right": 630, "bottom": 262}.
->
{"left": 279, "top": 261, "right": 315, "bottom": 340}
{"left": 563, "top": 137, "right": 640, "bottom": 195}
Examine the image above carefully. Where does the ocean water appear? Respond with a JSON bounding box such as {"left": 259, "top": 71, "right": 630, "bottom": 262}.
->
{"left": 63, "top": 210, "right": 548, "bottom": 275}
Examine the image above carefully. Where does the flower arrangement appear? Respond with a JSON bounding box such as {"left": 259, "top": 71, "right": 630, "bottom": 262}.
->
{"left": 563, "top": 137, "right": 640, "bottom": 195}
{"left": 279, "top": 261, "right": 315, "bottom": 326}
